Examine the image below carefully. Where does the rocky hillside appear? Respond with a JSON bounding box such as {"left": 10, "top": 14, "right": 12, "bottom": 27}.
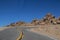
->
{"left": 6, "top": 13, "right": 60, "bottom": 40}
{"left": 6, "top": 13, "right": 60, "bottom": 27}
{"left": 31, "top": 13, "right": 60, "bottom": 25}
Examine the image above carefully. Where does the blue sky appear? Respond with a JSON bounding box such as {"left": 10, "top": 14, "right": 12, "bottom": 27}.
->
{"left": 0, "top": 0, "right": 60, "bottom": 27}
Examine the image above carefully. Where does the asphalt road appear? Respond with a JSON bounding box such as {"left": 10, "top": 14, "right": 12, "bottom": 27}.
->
{"left": 0, "top": 26, "right": 54, "bottom": 40}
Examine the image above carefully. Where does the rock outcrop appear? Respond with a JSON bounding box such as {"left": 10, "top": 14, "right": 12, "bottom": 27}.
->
{"left": 56, "top": 17, "right": 60, "bottom": 24}
{"left": 31, "top": 13, "right": 60, "bottom": 25}
{"left": 6, "top": 13, "right": 60, "bottom": 27}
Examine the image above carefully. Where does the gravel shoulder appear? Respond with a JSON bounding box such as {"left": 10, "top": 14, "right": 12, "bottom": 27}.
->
{"left": 0, "top": 27, "right": 11, "bottom": 31}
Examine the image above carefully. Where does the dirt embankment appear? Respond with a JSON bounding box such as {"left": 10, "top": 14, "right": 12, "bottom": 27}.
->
{"left": 29, "top": 25, "right": 60, "bottom": 40}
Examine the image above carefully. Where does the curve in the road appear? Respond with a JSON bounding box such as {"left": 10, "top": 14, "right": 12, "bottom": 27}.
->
{"left": 0, "top": 27, "right": 54, "bottom": 40}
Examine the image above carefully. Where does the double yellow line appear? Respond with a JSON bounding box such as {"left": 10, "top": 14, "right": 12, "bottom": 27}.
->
{"left": 16, "top": 32, "right": 24, "bottom": 40}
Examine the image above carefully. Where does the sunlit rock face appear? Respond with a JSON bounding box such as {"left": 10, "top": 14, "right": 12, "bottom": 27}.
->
{"left": 31, "top": 13, "right": 54, "bottom": 25}
{"left": 56, "top": 17, "right": 60, "bottom": 24}
{"left": 43, "top": 13, "right": 53, "bottom": 24}
{"left": 31, "top": 19, "right": 39, "bottom": 25}
{"left": 43, "top": 13, "right": 58, "bottom": 25}
{"left": 15, "top": 21, "right": 25, "bottom": 26}
{"left": 44, "top": 13, "right": 53, "bottom": 20}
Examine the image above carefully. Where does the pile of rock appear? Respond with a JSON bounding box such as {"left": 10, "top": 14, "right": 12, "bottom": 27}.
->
{"left": 31, "top": 13, "right": 60, "bottom": 25}
{"left": 43, "top": 13, "right": 57, "bottom": 24}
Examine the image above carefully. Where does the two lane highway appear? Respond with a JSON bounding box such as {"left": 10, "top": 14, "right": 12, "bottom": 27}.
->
{"left": 0, "top": 26, "right": 54, "bottom": 40}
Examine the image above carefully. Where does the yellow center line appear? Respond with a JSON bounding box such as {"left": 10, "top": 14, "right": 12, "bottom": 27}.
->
{"left": 16, "top": 32, "right": 24, "bottom": 40}
{"left": 16, "top": 27, "right": 24, "bottom": 40}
